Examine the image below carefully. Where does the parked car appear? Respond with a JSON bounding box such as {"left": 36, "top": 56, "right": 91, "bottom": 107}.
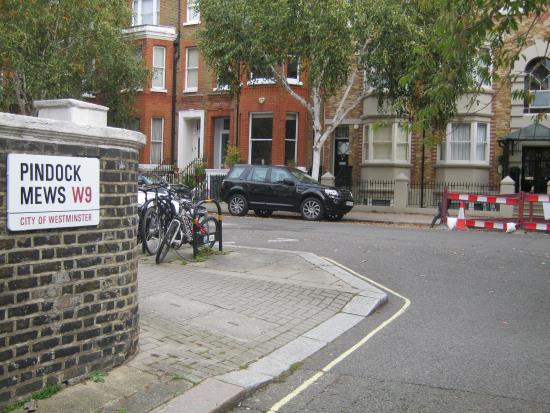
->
{"left": 220, "top": 164, "right": 354, "bottom": 220}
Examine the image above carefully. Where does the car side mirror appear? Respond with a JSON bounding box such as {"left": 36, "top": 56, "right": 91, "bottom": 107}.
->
{"left": 282, "top": 178, "right": 295, "bottom": 186}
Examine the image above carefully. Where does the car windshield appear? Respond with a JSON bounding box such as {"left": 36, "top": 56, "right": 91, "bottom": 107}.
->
{"left": 289, "top": 169, "right": 318, "bottom": 184}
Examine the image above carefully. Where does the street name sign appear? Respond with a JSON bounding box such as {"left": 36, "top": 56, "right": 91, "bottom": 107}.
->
{"left": 7, "top": 154, "right": 100, "bottom": 231}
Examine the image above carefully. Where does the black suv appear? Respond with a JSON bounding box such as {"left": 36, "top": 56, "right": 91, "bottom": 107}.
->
{"left": 220, "top": 164, "right": 354, "bottom": 220}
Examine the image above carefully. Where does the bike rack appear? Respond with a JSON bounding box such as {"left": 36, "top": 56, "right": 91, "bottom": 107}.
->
{"left": 192, "top": 199, "right": 223, "bottom": 258}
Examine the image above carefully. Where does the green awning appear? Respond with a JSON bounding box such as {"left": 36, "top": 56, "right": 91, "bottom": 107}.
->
{"left": 499, "top": 123, "right": 550, "bottom": 141}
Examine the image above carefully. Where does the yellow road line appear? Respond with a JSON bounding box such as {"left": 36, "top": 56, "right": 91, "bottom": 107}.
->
{"left": 266, "top": 258, "right": 411, "bottom": 413}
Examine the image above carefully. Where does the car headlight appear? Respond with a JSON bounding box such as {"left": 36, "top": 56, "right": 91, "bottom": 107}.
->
{"left": 324, "top": 188, "right": 339, "bottom": 197}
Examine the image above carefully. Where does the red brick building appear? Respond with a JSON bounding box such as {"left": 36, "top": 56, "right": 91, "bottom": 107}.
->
{"left": 126, "top": 0, "right": 311, "bottom": 171}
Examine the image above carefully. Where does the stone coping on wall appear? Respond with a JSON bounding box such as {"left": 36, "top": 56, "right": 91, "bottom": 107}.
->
{"left": 0, "top": 112, "right": 145, "bottom": 150}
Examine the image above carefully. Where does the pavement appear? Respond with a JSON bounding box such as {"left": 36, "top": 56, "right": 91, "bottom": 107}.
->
{"left": 210, "top": 203, "right": 439, "bottom": 227}
{"left": 16, "top": 240, "right": 390, "bottom": 413}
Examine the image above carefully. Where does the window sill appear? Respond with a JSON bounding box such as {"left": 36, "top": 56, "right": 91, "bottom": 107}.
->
{"left": 435, "top": 162, "right": 490, "bottom": 169}
{"left": 150, "top": 88, "right": 167, "bottom": 93}
{"left": 213, "top": 86, "right": 230, "bottom": 92}
{"left": 287, "top": 79, "right": 303, "bottom": 86}
{"left": 363, "top": 160, "right": 411, "bottom": 167}
{"left": 183, "top": 88, "right": 198, "bottom": 93}
{"left": 182, "top": 21, "right": 200, "bottom": 26}
{"left": 247, "top": 78, "right": 276, "bottom": 86}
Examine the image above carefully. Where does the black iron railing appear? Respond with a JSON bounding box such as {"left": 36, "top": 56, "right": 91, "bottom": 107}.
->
{"left": 408, "top": 181, "right": 500, "bottom": 208}
{"left": 351, "top": 180, "right": 395, "bottom": 206}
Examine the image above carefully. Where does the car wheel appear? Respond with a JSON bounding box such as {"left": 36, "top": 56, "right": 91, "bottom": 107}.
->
{"left": 254, "top": 209, "right": 273, "bottom": 218}
{"left": 326, "top": 212, "right": 343, "bottom": 221}
{"left": 228, "top": 193, "right": 249, "bottom": 216}
{"left": 301, "top": 197, "right": 324, "bottom": 221}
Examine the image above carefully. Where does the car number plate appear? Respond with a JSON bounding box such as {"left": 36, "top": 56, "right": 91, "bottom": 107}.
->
{"left": 346, "top": 201, "right": 354, "bottom": 206}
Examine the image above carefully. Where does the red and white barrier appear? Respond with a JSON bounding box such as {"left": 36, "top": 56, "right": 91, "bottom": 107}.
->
{"left": 442, "top": 188, "right": 549, "bottom": 233}
{"left": 523, "top": 222, "right": 550, "bottom": 231}
{"left": 447, "top": 193, "right": 519, "bottom": 205}
{"left": 526, "top": 194, "right": 550, "bottom": 203}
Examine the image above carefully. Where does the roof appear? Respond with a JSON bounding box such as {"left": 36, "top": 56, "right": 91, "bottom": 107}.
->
{"left": 499, "top": 123, "right": 550, "bottom": 141}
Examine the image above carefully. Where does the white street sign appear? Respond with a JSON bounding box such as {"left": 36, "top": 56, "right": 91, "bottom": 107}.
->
{"left": 7, "top": 154, "right": 100, "bottom": 231}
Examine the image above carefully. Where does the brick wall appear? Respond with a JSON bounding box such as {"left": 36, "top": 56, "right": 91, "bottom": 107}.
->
{"left": 0, "top": 112, "right": 144, "bottom": 407}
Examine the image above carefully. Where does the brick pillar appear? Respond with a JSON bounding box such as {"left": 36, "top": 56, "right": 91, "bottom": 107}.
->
{"left": 0, "top": 100, "right": 145, "bottom": 408}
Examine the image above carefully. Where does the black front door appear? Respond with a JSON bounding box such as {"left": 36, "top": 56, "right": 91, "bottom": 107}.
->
{"left": 334, "top": 126, "right": 351, "bottom": 188}
{"left": 521, "top": 147, "right": 550, "bottom": 193}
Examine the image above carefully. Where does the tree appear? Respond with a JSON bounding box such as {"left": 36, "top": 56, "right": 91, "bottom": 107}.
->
{"left": 198, "top": 0, "right": 548, "bottom": 180}
{"left": 0, "top": 0, "right": 147, "bottom": 126}
{"left": 198, "top": 0, "right": 359, "bottom": 180}
{"left": 358, "top": 0, "right": 548, "bottom": 137}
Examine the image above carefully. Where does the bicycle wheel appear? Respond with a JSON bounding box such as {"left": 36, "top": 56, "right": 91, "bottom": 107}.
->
{"left": 196, "top": 216, "right": 218, "bottom": 249}
{"left": 141, "top": 207, "right": 164, "bottom": 255}
{"left": 155, "top": 219, "right": 179, "bottom": 264}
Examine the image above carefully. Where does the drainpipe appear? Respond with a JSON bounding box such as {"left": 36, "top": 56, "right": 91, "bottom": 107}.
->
{"left": 235, "top": 65, "right": 241, "bottom": 147}
{"left": 420, "top": 129, "right": 425, "bottom": 208}
{"left": 170, "top": 0, "right": 182, "bottom": 167}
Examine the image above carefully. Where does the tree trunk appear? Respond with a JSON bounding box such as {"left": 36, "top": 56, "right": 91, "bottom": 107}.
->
{"left": 311, "top": 145, "right": 321, "bottom": 181}
{"left": 13, "top": 72, "right": 31, "bottom": 115}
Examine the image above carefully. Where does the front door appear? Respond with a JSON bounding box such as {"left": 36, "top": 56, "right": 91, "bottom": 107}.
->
{"left": 521, "top": 147, "right": 550, "bottom": 193}
{"left": 214, "top": 117, "right": 230, "bottom": 168}
{"left": 334, "top": 126, "right": 351, "bottom": 188}
{"left": 191, "top": 119, "right": 201, "bottom": 159}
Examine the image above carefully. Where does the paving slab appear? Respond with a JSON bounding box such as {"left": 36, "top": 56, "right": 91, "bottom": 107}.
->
{"left": 19, "top": 246, "right": 386, "bottom": 413}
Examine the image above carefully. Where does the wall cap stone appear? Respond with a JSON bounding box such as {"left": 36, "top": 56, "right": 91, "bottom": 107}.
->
{"left": 34, "top": 99, "right": 109, "bottom": 127}
{"left": 34, "top": 99, "right": 109, "bottom": 112}
{"left": 0, "top": 111, "right": 145, "bottom": 149}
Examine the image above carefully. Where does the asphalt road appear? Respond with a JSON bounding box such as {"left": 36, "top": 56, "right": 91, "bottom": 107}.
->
{"left": 221, "top": 215, "right": 550, "bottom": 413}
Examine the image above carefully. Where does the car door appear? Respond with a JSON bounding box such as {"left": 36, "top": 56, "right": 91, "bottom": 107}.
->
{"left": 247, "top": 166, "right": 270, "bottom": 208}
{"left": 266, "top": 167, "right": 298, "bottom": 211}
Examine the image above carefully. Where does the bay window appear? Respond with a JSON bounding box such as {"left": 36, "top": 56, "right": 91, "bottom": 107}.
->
{"left": 438, "top": 121, "right": 490, "bottom": 163}
{"left": 132, "top": 0, "right": 159, "bottom": 26}
{"left": 363, "top": 122, "right": 410, "bottom": 163}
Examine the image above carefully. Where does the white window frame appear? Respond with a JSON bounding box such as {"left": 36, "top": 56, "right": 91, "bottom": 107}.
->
{"left": 184, "top": 0, "right": 200, "bottom": 25}
{"left": 248, "top": 112, "right": 273, "bottom": 164}
{"left": 524, "top": 57, "right": 550, "bottom": 111}
{"left": 132, "top": 0, "right": 160, "bottom": 26}
{"left": 151, "top": 118, "right": 164, "bottom": 165}
{"left": 438, "top": 121, "right": 490, "bottom": 164}
{"left": 152, "top": 46, "right": 166, "bottom": 91}
{"left": 285, "top": 113, "right": 298, "bottom": 165}
{"left": 363, "top": 121, "right": 411, "bottom": 164}
{"left": 185, "top": 48, "right": 199, "bottom": 92}
{"left": 286, "top": 58, "right": 301, "bottom": 85}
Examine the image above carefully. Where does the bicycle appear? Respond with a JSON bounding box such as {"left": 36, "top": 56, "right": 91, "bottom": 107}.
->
{"left": 155, "top": 199, "right": 219, "bottom": 264}
{"left": 139, "top": 184, "right": 181, "bottom": 255}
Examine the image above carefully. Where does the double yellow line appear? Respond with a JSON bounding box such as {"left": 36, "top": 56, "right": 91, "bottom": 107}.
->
{"left": 267, "top": 258, "right": 411, "bottom": 413}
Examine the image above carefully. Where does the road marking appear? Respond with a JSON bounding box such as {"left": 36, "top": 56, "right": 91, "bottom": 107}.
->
{"left": 267, "top": 238, "right": 299, "bottom": 243}
{"left": 267, "top": 258, "right": 411, "bottom": 413}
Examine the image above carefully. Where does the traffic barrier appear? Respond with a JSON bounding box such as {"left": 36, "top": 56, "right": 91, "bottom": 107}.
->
{"left": 441, "top": 187, "right": 549, "bottom": 233}
{"left": 456, "top": 202, "right": 466, "bottom": 230}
